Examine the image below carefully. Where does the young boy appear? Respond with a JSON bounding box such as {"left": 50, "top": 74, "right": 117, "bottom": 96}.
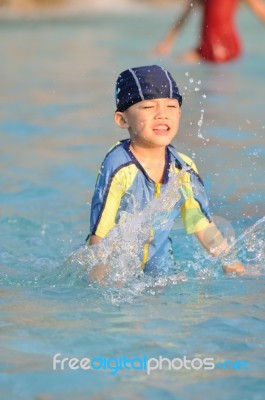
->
{"left": 87, "top": 65, "right": 245, "bottom": 283}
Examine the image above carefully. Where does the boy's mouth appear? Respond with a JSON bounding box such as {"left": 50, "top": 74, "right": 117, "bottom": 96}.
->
{"left": 153, "top": 124, "right": 170, "bottom": 135}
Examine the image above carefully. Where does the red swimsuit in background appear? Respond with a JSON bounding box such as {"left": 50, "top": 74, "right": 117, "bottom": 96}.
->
{"left": 198, "top": 0, "right": 242, "bottom": 63}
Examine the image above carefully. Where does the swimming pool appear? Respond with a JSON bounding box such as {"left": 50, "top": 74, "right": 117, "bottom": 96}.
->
{"left": 0, "top": 7, "right": 265, "bottom": 400}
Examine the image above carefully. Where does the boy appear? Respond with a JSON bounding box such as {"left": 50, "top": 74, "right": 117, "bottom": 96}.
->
{"left": 87, "top": 65, "right": 245, "bottom": 283}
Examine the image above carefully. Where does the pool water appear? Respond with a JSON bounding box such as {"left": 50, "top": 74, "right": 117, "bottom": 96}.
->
{"left": 0, "top": 7, "right": 265, "bottom": 400}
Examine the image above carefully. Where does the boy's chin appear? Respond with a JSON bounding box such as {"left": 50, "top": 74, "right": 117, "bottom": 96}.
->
{"left": 131, "top": 134, "right": 175, "bottom": 148}
{"left": 151, "top": 136, "right": 174, "bottom": 146}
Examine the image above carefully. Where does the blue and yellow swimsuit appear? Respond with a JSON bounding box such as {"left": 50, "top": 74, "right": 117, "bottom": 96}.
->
{"left": 89, "top": 139, "right": 212, "bottom": 275}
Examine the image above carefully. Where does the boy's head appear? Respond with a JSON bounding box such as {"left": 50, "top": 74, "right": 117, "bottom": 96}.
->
{"left": 114, "top": 66, "right": 182, "bottom": 147}
{"left": 115, "top": 65, "right": 182, "bottom": 112}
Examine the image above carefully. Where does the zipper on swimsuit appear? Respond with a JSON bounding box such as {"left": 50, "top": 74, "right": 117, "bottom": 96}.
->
{"left": 141, "top": 182, "right": 162, "bottom": 270}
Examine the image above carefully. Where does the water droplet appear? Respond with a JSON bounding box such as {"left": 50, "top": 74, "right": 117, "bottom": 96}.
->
{"left": 197, "top": 109, "right": 205, "bottom": 139}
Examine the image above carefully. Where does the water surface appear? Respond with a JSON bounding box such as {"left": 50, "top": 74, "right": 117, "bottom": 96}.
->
{"left": 0, "top": 8, "right": 265, "bottom": 400}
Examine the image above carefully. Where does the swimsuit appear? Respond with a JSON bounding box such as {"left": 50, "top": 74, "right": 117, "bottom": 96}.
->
{"left": 89, "top": 139, "right": 212, "bottom": 275}
{"left": 198, "top": 0, "right": 241, "bottom": 63}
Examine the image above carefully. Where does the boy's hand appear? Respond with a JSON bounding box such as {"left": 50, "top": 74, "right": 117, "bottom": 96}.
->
{"left": 88, "top": 264, "right": 124, "bottom": 288}
{"left": 88, "top": 264, "right": 110, "bottom": 285}
{"left": 222, "top": 261, "right": 246, "bottom": 275}
{"left": 195, "top": 224, "right": 247, "bottom": 275}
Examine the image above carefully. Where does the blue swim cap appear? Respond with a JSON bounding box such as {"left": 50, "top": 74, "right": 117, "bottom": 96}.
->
{"left": 115, "top": 65, "right": 182, "bottom": 112}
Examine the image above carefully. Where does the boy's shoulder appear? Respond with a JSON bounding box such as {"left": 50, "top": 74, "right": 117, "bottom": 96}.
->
{"left": 168, "top": 145, "right": 199, "bottom": 174}
{"left": 101, "top": 139, "right": 131, "bottom": 170}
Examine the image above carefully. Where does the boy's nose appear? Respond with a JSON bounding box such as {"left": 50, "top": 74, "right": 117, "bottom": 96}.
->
{"left": 155, "top": 105, "right": 168, "bottom": 118}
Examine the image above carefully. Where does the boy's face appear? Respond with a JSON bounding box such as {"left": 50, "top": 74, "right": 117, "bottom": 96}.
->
{"left": 115, "top": 98, "right": 181, "bottom": 148}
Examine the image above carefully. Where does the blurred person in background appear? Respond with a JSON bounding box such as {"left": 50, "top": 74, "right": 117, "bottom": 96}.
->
{"left": 1, "top": 0, "right": 67, "bottom": 11}
{"left": 153, "top": 0, "right": 265, "bottom": 63}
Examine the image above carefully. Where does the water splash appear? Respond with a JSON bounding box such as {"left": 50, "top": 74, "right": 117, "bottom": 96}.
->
{"left": 67, "top": 214, "right": 265, "bottom": 305}
{"left": 1, "top": 176, "right": 263, "bottom": 306}
{"left": 197, "top": 109, "right": 205, "bottom": 139}
{"left": 70, "top": 168, "right": 183, "bottom": 273}
{"left": 66, "top": 157, "right": 265, "bottom": 304}
{"left": 67, "top": 167, "right": 189, "bottom": 303}
{"left": 221, "top": 216, "right": 265, "bottom": 276}
{"left": 183, "top": 72, "right": 207, "bottom": 140}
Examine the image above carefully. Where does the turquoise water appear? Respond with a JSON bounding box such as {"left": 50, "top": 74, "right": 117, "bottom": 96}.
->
{"left": 1, "top": 8, "right": 265, "bottom": 400}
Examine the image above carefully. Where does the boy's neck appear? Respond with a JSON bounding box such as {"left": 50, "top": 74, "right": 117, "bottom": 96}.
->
{"left": 129, "top": 141, "right": 167, "bottom": 183}
{"left": 129, "top": 141, "right": 166, "bottom": 161}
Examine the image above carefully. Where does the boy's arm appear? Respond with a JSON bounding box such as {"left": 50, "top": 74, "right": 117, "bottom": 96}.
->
{"left": 244, "top": 0, "right": 265, "bottom": 22}
{"left": 88, "top": 262, "right": 111, "bottom": 285}
{"left": 87, "top": 234, "right": 111, "bottom": 285}
{"left": 178, "top": 155, "right": 245, "bottom": 275}
{"left": 153, "top": 0, "right": 195, "bottom": 56}
{"left": 194, "top": 223, "right": 246, "bottom": 274}
{"left": 89, "top": 234, "right": 102, "bottom": 245}
{"left": 87, "top": 160, "right": 126, "bottom": 285}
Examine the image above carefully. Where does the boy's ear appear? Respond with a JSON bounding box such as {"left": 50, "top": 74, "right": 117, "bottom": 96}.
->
{"left": 114, "top": 112, "right": 129, "bottom": 129}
